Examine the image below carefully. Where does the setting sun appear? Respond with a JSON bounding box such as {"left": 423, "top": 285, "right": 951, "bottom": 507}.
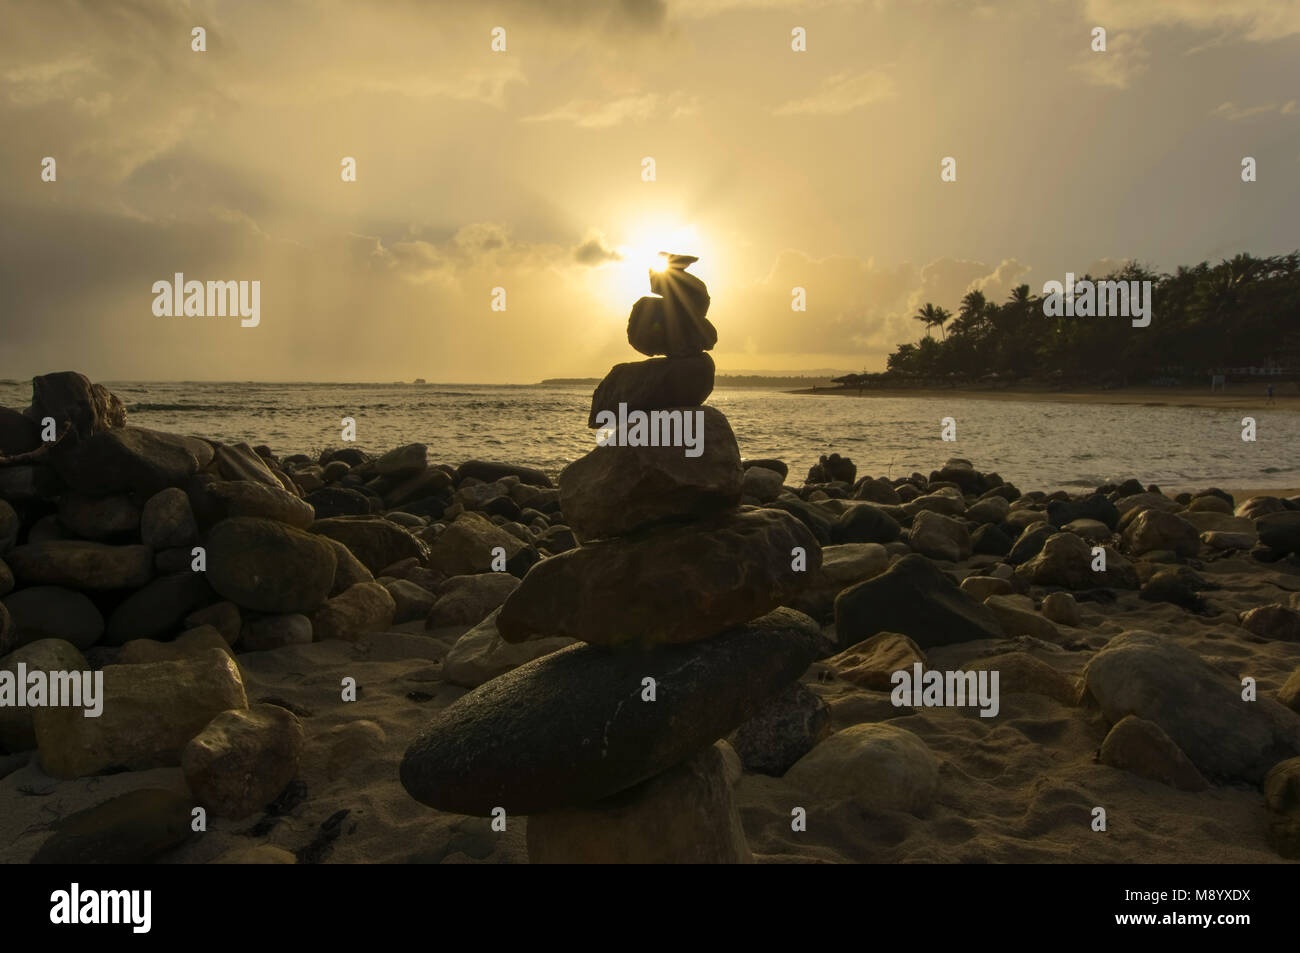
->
{"left": 607, "top": 222, "right": 705, "bottom": 301}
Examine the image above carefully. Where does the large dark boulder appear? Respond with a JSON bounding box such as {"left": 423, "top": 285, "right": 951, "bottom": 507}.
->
{"left": 1047, "top": 493, "right": 1120, "bottom": 530}
{"left": 835, "top": 553, "right": 1004, "bottom": 650}
{"left": 497, "top": 507, "right": 819, "bottom": 647}
{"left": 188, "top": 477, "right": 314, "bottom": 530}
{"left": 400, "top": 608, "right": 822, "bottom": 816}
{"left": 1258, "top": 511, "right": 1300, "bottom": 556}
{"left": 763, "top": 497, "right": 836, "bottom": 545}
{"left": 832, "top": 504, "right": 901, "bottom": 544}
{"left": 309, "top": 516, "right": 429, "bottom": 574}
{"left": 0, "top": 408, "right": 40, "bottom": 456}
{"left": 29, "top": 371, "right": 125, "bottom": 441}
{"left": 588, "top": 354, "right": 715, "bottom": 428}
{"left": 52, "top": 427, "right": 214, "bottom": 497}
{"left": 559, "top": 406, "right": 741, "bottom": 541}
{"left": 206, "top": 517, "right": 336, "bottom": 614}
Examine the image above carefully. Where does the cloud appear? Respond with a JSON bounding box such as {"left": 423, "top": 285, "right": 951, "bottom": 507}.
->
{"left": 573, "top": 231, "right": 623, "bottom": 265}
{"left": 969, "top": 258, "right": 1033, "bottom": 304}
{"left": 668, "top": 0, "right": 862, "bottom": 18}
{"left": 1072, "top": 30, "right": 1150, "bottom": 89}
{"left": 352, "top": 69, "right": 526, "bottom": 108}
{"left": 494, "top": 0, "right": 669, "bottom": 32}
{"left": 1211, "top": 100, "right": 1297, "bottom": 119}
{"left": 774, "top": 70, "right": 895, "bottom": 116}
{"left": 523, "top": 92, "right": 698, "bottom": 127}
{"left": 1082, "top": 0, "right": 1300, "bottom": 43}
{"left": 718, "top": 252, "right": 1035, "bottom": 362}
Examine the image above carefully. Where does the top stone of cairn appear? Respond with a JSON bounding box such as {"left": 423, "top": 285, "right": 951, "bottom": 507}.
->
{"left": 627, "top": 253, "right": 718, "bottom": 357}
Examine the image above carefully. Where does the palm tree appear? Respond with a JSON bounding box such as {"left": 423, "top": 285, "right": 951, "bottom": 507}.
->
{"left": 959, "top": 290, "right": 985, "bottom": 318}
{"left": 913, "top": 303, "right": 941, "bottom": 340}
{"left": 958, "top": 290, "right": 986, "bottom": 334}
{"left": 933, "top": 306, "right": 952, "bottom": 341}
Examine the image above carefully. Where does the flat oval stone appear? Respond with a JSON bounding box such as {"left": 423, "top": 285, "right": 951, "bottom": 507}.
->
{"left": 400, "top": 607, "right": 822, "bottom": 815}
{"left": 587, "top": 354, "right": 715, "bottom": 428}
{"left": 496, "top": 506, "right": 819, "bottom": 646}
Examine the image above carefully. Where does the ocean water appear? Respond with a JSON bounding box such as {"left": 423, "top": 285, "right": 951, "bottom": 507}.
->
{"left": 2, "top": 380, "right": 1298, "bottom": 493}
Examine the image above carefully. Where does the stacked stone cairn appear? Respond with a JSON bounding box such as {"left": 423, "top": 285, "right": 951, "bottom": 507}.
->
{"left": 400, "top": 255, "right": 825, "bottom": 862}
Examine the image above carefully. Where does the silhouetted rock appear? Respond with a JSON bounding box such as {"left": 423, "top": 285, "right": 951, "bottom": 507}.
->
{"left": 455, "top": 460, "right": 552, "bottom": 488}
{"left": 309, "top": 517, "right": 429, "bottom": 574}
{"left": 835, "top": 553, "right": 1003, "bottom": 650}
{"left": 1084, "top": 630, "right": 1300, "bottom": 784}
{"left": 304, "top": 486, "right": 372, "bottom": 518}
{"left": 972, "top": 522, "right": 1014, "bottom": 556}
{"left": 7, "top": 541, "right": 152, "bottom": 591}
{"left": 832, "top": 504, "right": 900, "bottom": 544}
{"left": 207, "top": 517, "right": 336, "bottom": 614}
{"left": 728, "top": 682, "right": 830, "bottom": 776}
{"left": 400, "top": 608, "right": 822, "bottom": 815}
{"left": 311, "top": 581, "right": 396, "bottom": 641}
{"left": 560, "top": 406, "right": 741, "bottom": 541}
{"left": 212, "top": 442, "right": 284, "bottom": 488}
{"left": 744, "top": 458, "right": 789, "bottom": 480}
{"left": 626, "top": 256, "right": 717, "bottom": 357}
{"left": 588, "top": 353, "right": 715, "bottom": 428}
{"left": 806, "top": 453, "right": 856, "bottom": 485}
{"left": 1047, "top": 493, "right": 1119, "bottom": 530}
{"left": 1258, "top": 511, "right": 1300, "bottom": 556}
{"left": 52, "top": 427, "right": 214, "bottom": 497}
{"left": 526, "top": 743, "right": 752, "bottom": 863}
{"left": 104, "top": 572, "right": 213, "bottom": 644}
{"left": 497, "top": 507, "right": 818, "bottom": 647}
{"left": 30, "top": 371, "right": 125, "bottom": 441}
{"left": 0, "top": 407, "right": 40, "bottom": 456}
{"left": 32, "top": 789, "right": 192, "bottom": 864}
{"left": 189, "top": 477, "right": 315, "bottom": 530}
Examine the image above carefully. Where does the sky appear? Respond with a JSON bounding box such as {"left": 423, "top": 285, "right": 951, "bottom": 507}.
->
{"left": 2, "top": 0, "right": 1298, "bottom": 383}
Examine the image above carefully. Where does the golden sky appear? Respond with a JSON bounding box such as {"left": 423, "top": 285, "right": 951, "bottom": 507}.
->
{"left": 3, "top": 0, "right": 1298, "bottom": 382}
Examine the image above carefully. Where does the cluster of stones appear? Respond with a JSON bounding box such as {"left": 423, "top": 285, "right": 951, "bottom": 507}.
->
{"left": 400, "top": 257, "right": 828, "bottom": 862}
{"left": 760, "top": 453, "right": 1300, "bottom": 645}
{"left": 748, "top": 453, "right": 1300, "bottom": 856}
{"left": 0, "top": 371, "right": 590, "bottom": 861}
{"left": 6, "top": 364, "right": 1300, "bottom": 861}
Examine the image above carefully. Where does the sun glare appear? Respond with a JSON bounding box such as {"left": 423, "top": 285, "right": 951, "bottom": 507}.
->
{"left": 608, "top": 223, "right": 703, "bottom": 301}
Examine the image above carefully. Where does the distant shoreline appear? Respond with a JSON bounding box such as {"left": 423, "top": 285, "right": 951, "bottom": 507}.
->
{"left": 787, "top": 384, "right": 1300, "bottom": 413}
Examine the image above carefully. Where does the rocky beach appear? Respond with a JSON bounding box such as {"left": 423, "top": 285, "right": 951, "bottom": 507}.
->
{"left": 3, "top": 351, "right": 1300, "bottom": 862}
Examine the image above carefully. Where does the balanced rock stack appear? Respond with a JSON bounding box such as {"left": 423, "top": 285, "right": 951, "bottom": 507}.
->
{"left": 401, "top": 255, "right": 825, "bottom": 862}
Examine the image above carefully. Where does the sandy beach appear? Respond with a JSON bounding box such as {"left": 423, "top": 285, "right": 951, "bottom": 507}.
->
{"left": 1, "top": 370, "right": 1298, "bottom": 868}
{"left": 790, "top": 385, "right": 1300, "bottom": 414}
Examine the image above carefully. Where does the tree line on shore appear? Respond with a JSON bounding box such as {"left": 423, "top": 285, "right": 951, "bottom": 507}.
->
{"left": 849, "top": 252, "right": 1300, "bottom": 388}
